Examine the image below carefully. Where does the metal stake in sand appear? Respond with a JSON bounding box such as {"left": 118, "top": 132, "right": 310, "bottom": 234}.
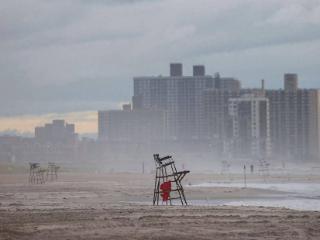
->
{"left": 142, "top": 161, "right": 145, "bottom": 174}
{"left": 243, "top": 165, "right": 247, "bottom": 188}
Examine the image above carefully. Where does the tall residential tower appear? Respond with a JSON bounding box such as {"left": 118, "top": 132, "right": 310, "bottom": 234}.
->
{"left": 266, "top": 74, "right": 320, "bottom": 162}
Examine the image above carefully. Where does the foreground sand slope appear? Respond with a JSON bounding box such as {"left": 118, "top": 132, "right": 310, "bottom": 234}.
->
{"left": 1, "top": 206, "right": 320, "bottom": 240}
{"left": 0, "top": 173, "right": 320, "bottom": 240}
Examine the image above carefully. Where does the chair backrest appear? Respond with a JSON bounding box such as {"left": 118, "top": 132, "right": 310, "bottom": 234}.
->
{"left": 153, "top": 154, "right": 162, "bottom": 167}
{"left": 158, "top": 155, "right": 173, "bottom": 165}
{"left": 29, "top": 162, "right": 40, "bottom": 169}
{"left": 153, "top": 154, "right": 175, "bottom": 168}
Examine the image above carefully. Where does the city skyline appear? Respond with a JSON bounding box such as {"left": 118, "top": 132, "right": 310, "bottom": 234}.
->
{"left": 0, "top": 111, "right": 97, "bottom": 135}
{"left": 1, "top": 0, "right": 320, "bottom": 117}
{"left": 0, "top": 69, "right": 316, "bottom": 136}
{"left": 1, "top": 63, "right": 319, "bottom": 170}
{"left": 0, "top": 68, "right": 318, "bottom": 135}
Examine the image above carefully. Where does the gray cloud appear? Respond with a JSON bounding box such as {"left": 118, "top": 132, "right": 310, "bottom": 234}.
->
{"left": 0, "top": 0, "right": 319, "bottom": 116}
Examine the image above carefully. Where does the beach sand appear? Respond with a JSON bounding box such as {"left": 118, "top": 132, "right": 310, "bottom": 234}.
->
{"left": 1, "top": 172, "right": 320, "bottom": 239}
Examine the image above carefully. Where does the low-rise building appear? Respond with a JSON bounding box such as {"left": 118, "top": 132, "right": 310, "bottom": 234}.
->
{"left": 98, "top": 104, "right": 167, "bottom": 143}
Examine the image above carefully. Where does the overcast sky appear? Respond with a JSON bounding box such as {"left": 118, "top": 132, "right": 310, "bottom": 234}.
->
{"left": 1, "top": 0, "right": 320, "bottom": 116}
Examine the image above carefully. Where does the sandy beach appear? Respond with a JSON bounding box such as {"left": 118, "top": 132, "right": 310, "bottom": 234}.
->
{"left": 1, "top": 172, "right": 320, "bottom": 239}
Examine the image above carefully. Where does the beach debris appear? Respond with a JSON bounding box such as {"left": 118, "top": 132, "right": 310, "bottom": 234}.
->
{"left": 153, "top": 154, "right": 190, "bottom": 206}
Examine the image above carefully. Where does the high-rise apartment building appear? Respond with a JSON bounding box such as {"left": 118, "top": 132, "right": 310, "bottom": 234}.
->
{"left": 133, "top": 63, "right": 215, "bottom": 140}
{"left": 133, "top": 64, "right": 245, "bottom": 143}
{"left": 266, "top": 74, "right": 320, "bottom": 161}
{"left": 201, "top": 89, "right": 240, "bottom": 153}
{"left": 99, "top": 63, "right": 320, "bottom": 162}
{"left": 228, "top": 94, "right": 271, "bottom": 159}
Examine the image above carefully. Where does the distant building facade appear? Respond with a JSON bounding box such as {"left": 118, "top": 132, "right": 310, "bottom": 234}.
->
{"left": 266, "top": 74, "right": 320, "bottom": 161}
{"left": 201, "top": 89, "right": 240, "bottom": 154}
{"left": 97, "top": 64, "right": 320, "bottom": 163}
{"left": 98, "top": 104, "right": 166, "bottom": 143}
{"left": 35, "top": 120, "right": 78, "bottom": 144}
{"left": 132, "top": 63, "right": 240, "bottom": 141}
{"left": 214, "top": 73, "right": 241, "bottom": 92}
{"left": 0, "top": 120, "right": 80, "bottom": 165}
{"left": 229, "top": 94, "right": 271, "bottom": 160}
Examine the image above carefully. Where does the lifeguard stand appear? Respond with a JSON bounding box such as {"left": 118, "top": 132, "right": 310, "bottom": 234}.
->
{"left": 258, "top": 158, "right": 270, "bottom": 182}
{"left": 46, "top": 162, "right": 59, "bottom": 181}
{"left": 153, "top": 154, "right": 190, "bottom": 206}
{"left": 29, "top": 162, "right": 46, "bottom": 184}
